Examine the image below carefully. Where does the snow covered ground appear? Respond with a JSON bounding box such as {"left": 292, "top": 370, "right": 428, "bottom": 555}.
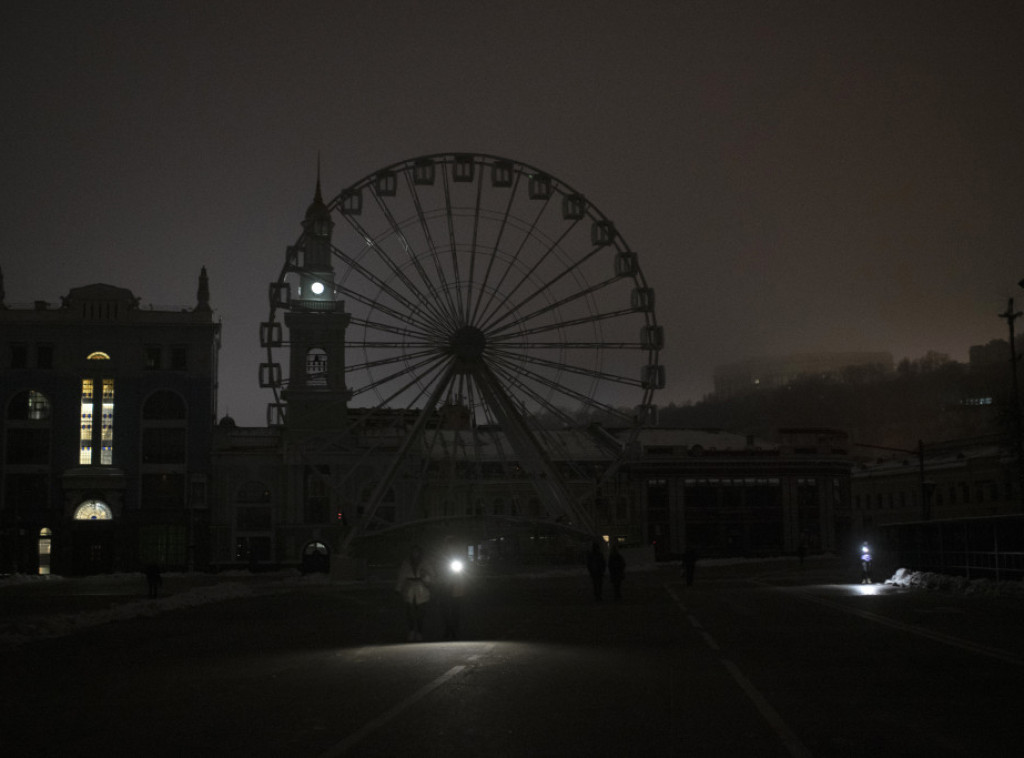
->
{"left": 884, "top": 566, "right": 1024, "bottom": 600}
{"left": 2, "top": 562, "right": 1021, "bottom": 650}
{"left": 0, "top": 570, "right": 324, "bottom": 649}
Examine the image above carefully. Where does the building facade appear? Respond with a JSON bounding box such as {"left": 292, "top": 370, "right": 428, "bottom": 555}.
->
{"left": 851, "top": 434, "right": 1021, "bottom": 532}
{"left": 627, "top": 428, "right": 851, "bottom": 560}
{"left": 0, "top": 272, "right": 219, "bottom": 575}
{"left": 1, "top": 181, "right": 861, "bottom": 575}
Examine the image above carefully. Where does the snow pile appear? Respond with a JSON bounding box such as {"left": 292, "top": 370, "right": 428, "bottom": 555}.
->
{"left": 886, "top": 567, "right": 1024, "bottom": 600}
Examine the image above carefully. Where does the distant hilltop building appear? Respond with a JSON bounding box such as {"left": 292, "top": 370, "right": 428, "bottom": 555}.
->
{"left": 968, "top": 338, "right": 1016, "bottom": 368}
{"left": 713, "top": 352, "right": 894, "bottom": 399}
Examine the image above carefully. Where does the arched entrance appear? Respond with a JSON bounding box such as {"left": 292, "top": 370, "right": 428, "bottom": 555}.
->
{"left": 72, "top": 499, "right": 114, "bottom": 574}
{"left": 300, "top": 541, "right": 330, "bottom": 574}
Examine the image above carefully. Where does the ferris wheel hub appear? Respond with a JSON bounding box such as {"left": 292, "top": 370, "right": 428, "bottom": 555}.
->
{"left": 449, "top": 325, "right": 487, "bottom": 363}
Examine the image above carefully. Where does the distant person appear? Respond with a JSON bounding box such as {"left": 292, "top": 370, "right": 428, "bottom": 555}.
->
{"left": 436, "top": 536, "right": 467, "bottom": 640}
{"left": 860, "top": 542, "right": 873, "bottom": 584}
{"left": 144, "top": 564, "right": 162, "bottom": 598}
{"left": 607, "top": 544, "right": 626, "bottom": 600}
{"left": 682, "top": 547, "right": 698, "bottom": 587}
{"left": 396, "top": 545, "right": 432, "bottom": 641}
{"left": 586, "top": 541, "right": 606, "bottom": 601}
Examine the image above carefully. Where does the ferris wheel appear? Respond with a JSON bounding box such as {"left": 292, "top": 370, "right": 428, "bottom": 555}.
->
{"left": 261, "top": 153, "right": 664, "bottom": 542}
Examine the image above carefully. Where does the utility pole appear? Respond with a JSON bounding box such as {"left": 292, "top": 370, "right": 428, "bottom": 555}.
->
{"left": 998, "top": 295, "right": 1024, "bottom": 512}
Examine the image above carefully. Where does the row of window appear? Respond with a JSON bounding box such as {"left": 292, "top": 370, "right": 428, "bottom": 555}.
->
{"left": 5, "top": 387, "right": 188, "bottom": 466}
{"left": 9, "top": 344, "right": 189, "bottom": 371}
{"left": 7, "top": 388, "right": 187, "bottom": 422}
{"left": 853, "top": 480, "right": 1011, "bottom": 510}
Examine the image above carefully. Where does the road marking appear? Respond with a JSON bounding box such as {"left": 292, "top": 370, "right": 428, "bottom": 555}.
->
{"left": 318, "top": 664, "right": 467, "bottom": 757}
{"left": 720, "top": 659, "right": 812, "bottom": 758}
{"left": 783, "top": 586, "right": 1024, "bottom": 666}
{"left": 665, "top": 583, "right": 812, "bottom": 758}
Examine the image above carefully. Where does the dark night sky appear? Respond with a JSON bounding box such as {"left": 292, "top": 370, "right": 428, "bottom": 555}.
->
{"left": 3, "top": 1, "right": 1022, "bottom": 425}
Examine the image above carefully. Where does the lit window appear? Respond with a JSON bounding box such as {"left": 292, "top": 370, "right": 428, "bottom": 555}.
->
{"left": 74, "top": 500, "right": 113, "bottom": 520}
{"left": 80, "top": 379, "right": 94, "bottom": 464}
{"left": 79, "top": 378, "right": 114, "bottom": 465}
{"left": 87, "top": 351, "right": 110, "bottom": 360}
{"left": 101, "top": 379, "right": 114, "bottom": 464}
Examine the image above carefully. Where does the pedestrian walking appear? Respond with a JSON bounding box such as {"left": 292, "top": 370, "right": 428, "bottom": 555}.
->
{"left": 586, "top": 541, "right": 606, "bottom": 601}
{"left": 396, "top": 545, "right": 432, "bottom": 641}
{"left": 608, "top": 544, "right": 625, "bottom": 600}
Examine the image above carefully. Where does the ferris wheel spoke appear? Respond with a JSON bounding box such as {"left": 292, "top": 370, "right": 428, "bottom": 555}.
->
{"left": 361, "top": 189, "right": 461, "bottom": 334}
{"left": 460, "top": 167, "right": 489, "bottom": 324}
{"left": 481, "top": 242, "right": 605, "bottom": 335}
{"left": 341, "top": 361, "right": 457, "bottom": 553}
{"left": 347, "top": 341, "right": 436, "bottom": 352}
{"left": 489, "top": 346, "right": 644, "bottom": 390}
{"left": 348, "top": 351, "right": 451, "bottom": 403}
{"left": 347, "top": 313, "right": 445, "bottom": 343}
{"left": 492, "top": 306, "right": 640, "bottom": 342}
{"left": 439, "top": 166, "right": 467, "bottom": 325}
{"left": 474, "top": 364, "right": 598, "bottom": 531}
{"left": 402, "top": 171, "right": 462, "bottom": 324}
{"left": 338, "top": 282, "right": 452, "bottom": 340}
{"left": 487, "top": 273, "right": 621, "bottom": 337}
{"left": 488, "top": 353, "right": 636, "bottom": 424}
{"left": 469, "top": 170, "right": 524, "bottom": 326}
{"left": 474, "top": 192, "right": 556, "bottom": 331}
{"left": 494, "top": 341, "right": 642, "bottom": 350}
{"left": 478, "top": 367, "right": 579, "bottom": 430}
{"left": 328, "top": 247, "right": 444, "bottom": 332}
{"left": 345, "top": 347, "right": 440, "bottom": 374}
{"left": 338, "top": 213, "right": 440, "bottom": 321}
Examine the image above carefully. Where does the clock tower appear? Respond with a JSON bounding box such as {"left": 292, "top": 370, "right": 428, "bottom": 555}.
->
{"left": 282, "top": 172, "right": 351, "bottom": 430}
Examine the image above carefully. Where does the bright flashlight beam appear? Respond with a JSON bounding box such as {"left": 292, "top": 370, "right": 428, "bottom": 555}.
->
{"left": 450, "top": 560, "right": 464, "bottom": 573}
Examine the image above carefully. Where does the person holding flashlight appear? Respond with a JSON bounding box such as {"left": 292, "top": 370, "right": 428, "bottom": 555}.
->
{"left": 860, "top": 542, "right": 873, "bottom": 584}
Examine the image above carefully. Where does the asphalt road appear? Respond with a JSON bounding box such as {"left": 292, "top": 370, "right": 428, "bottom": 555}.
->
{"left": 2, "top": 559, "right": 1022, "bottom": 757}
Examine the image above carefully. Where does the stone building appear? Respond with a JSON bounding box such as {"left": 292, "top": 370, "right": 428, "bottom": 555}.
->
{"left": 0, "top": 271, "right": 219, "bottom": 574}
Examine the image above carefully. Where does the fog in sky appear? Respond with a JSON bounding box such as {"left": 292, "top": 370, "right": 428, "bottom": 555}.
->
{"left": 3, "top": 1, "right": 1022, "bottom": 426}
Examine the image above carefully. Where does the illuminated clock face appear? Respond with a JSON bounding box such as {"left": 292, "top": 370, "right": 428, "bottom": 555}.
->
{"left": 310, "top": 281, "right": 325, "bottom": 295}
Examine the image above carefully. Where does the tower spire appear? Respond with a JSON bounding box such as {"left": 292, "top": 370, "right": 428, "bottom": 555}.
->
{"left": 315, "top": 151, "right": 323, "bottom": 204}
{"left": 195, "top": 266, "right": 211, "bottom": 312}
{"left": 303, "top": 155, "right": 332, "bottom": 239}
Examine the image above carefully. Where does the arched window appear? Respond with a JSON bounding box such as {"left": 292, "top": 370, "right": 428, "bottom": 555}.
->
{"left": 7, "top": 390, "right": 51, "bottom": 421}
{"left": 74, "top": 500, "right": 113, "bottom": 520}
{"left": 87, "top": 351, "right": 111, "bottom": 360}
{"left": 305, "top": 348, "right": 328, "bottom": 386}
